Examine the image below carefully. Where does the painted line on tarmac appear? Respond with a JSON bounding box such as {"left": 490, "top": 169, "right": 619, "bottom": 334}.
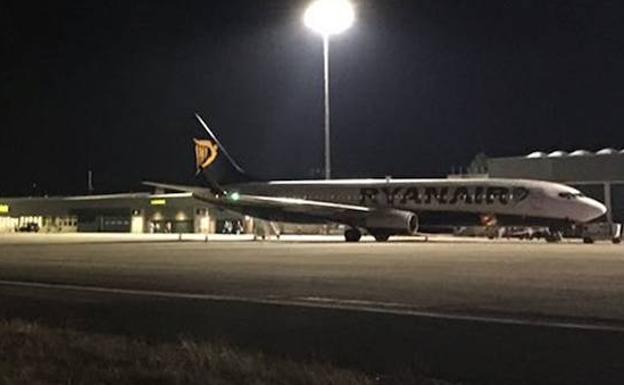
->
{"left": 1, "top": 279, "right": 624, "bottom": 333}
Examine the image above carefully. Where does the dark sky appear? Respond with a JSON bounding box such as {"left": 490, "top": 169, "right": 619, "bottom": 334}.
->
{"left": 2, "top": 0, "right": 624, "bottom": 196}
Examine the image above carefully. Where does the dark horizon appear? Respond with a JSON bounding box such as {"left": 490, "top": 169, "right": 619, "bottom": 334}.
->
{"left": 2, "top": 0, "right": 624, "bottom": 196}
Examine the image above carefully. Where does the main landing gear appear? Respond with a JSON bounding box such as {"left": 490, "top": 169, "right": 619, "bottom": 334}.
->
{"left": 371, "top": 232, "right": 391, "bottom": 242}
{"left": 344, "top": 228, "right": 362, "bottom": 242}
{"left": 344, "top": 228, "right": 392, "bottom": 242}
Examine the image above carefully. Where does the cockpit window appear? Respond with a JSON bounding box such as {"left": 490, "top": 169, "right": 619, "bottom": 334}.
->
{"left": 558, "top": 192, "right": 584, "bottom": 200}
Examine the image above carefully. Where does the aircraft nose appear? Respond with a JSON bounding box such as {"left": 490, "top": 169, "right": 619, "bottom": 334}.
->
{"left": 580, "top": 198, "right": 607, "bottom": 222}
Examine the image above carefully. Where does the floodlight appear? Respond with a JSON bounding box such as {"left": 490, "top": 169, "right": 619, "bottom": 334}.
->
{"left": 304, "top": 0, "right": 355, "bottom": 36}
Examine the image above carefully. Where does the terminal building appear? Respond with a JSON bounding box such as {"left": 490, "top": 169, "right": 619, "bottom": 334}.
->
{"left": 0, "top": 191, "right": 324, "bottom": 235}
{"left": 0, "top": 192, "right": 252, "bottom": 235}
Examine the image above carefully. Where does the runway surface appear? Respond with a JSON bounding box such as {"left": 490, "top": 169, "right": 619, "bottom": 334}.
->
{"left": 1, "top": 235, "right": 624, "bottom": 384}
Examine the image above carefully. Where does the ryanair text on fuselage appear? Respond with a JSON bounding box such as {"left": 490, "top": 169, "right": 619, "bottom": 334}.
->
{"left": 359, "top": 186, "right": 529, "bottom": 206}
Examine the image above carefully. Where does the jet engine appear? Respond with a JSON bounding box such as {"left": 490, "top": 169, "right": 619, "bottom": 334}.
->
{"left": 363, "top": 209, "right": 419, "bottom": 234}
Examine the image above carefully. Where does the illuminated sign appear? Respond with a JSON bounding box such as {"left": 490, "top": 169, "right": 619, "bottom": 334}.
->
{"left": 0, "top": 204, "right": 9, "bottom": 214}
{"left": 150, "top": 199, "right": 167, "bottom": 206}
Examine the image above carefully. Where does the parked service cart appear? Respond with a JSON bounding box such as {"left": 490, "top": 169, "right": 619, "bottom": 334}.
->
{"left": 582, "top": 222, "right": 622, "bottom": 244}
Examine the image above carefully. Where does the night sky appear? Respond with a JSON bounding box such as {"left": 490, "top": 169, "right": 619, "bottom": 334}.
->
{"left": 2, "top": 0, "right": 624, "bottom": 196}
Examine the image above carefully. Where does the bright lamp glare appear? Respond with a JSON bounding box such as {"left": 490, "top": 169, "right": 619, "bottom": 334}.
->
{"left": 304, "top": 0, "right": 355, "bottom": 36}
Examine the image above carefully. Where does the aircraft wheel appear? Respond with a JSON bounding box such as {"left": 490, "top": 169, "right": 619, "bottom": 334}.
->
{"left": 583, "top": 237, "right": 594, "bottom": 244}
{"left": 613, "top": 237, "right": 621, "bottom": 244}
{"left": 344, "top": 228, "right": 362, "bottom": 242}
{"left": 373, "top": 233, "right": 391, "bottom": 242}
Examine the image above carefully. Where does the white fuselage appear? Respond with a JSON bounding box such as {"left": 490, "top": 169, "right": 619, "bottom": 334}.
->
{"left": 232, "top": 177, "right": 606, "bottom": 224}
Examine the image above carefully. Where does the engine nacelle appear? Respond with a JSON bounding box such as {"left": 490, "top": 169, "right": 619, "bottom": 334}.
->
{"left": 363, "top": 209, "right": 419, "bottom": 235}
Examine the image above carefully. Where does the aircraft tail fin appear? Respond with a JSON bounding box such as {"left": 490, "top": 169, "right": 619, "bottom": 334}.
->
{"left": 193, "top": 113, "right": 256, "bottom": 187}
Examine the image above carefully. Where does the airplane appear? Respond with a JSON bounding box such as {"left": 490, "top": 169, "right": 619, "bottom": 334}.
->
{"left": 146, "top": 114, "right": 607, "bottom": 242}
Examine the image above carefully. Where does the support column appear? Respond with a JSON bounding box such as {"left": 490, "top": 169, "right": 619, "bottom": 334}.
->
{"left": 604, "top": 182, "right": 613, "bottom": 224}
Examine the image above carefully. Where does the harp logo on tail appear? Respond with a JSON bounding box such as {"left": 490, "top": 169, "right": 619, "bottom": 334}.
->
{"left": 194, "top": 139, "right": 219, "bottom": 171}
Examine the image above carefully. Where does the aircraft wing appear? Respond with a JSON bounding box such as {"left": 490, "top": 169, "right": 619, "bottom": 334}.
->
{"left": 143, "top": 181, "right": 372, "bottom": 223}
{"left": 233, "top": 194, "right": 369, "bottom": 212}
{"left": 143, "top": 181, "right": 214, "bottom": 196}
{"left": 218, "top": 194, "right": 373, "bottom": 224}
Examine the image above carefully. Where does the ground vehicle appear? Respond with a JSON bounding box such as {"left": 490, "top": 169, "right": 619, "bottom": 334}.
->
{"left": 502, "top": 226, "right": 550, "bottom": 240}
{"left": 17, "top": 222, "right": 40, "bottom": 233}
{"left": 582, "top": 222, "right": 622, "bottom": 244}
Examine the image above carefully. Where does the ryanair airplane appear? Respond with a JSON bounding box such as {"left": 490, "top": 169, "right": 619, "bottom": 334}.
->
{"left": 147, "top": 114, "right": 606, "bottom": 242}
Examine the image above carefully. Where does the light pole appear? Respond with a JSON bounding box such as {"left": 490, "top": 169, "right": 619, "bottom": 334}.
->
{"left": 304, "top": 0, "right": 354, "bottom": 179}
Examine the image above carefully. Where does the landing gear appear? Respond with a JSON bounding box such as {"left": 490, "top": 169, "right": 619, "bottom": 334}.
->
{"left": 372, "top": 232, "right": 391, "bottom": 242}
{"left": 344, "top": 228, "right": 362, "bottom": 242}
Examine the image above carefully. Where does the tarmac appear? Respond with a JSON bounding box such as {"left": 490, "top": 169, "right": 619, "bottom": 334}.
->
{"left": 1, "top": 233, "right": 624, "bottom": 384}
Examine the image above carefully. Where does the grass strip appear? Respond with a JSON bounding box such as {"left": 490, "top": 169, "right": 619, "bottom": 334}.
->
{"left": 0, "top": 319, "right": 376, "bottom": 385}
